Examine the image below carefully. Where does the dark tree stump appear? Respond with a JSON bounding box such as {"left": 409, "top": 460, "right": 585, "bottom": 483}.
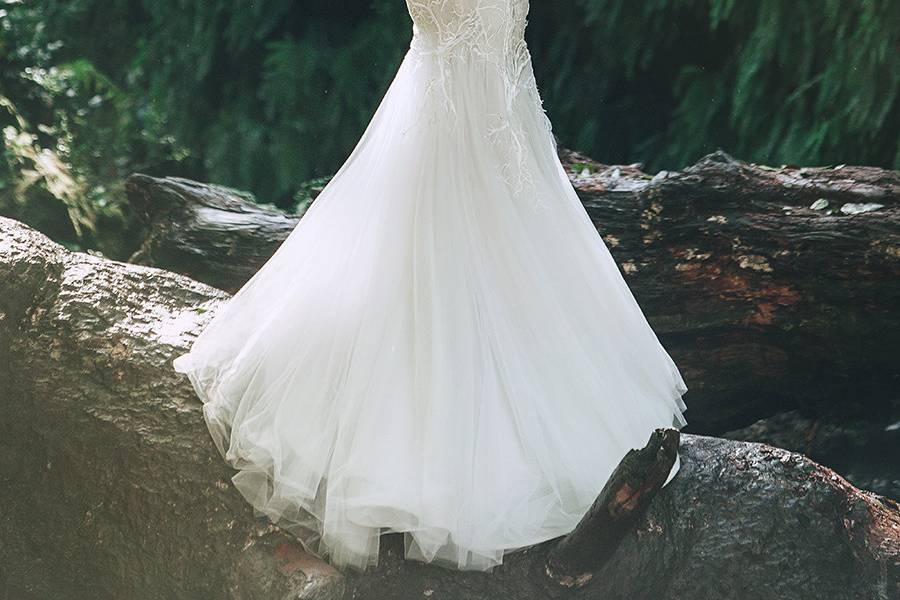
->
{"left": 544, "top": 428, "right": 680, "bottom": 588}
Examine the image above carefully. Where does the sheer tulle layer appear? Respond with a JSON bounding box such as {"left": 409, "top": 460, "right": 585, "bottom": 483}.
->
{"left": 173, "top": 43, "right": 687, "bottom": 572}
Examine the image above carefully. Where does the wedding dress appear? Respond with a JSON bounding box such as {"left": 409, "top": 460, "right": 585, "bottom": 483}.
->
{"left": 173, "top": 0, "right": 687, "bottom": 572}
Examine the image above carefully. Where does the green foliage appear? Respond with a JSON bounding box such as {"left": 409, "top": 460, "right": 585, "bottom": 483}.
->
{"left": 1, "top": 94, "right": 94, "bottom": 238}
{"left": 81, "top": 0, "right": 410, "bottom": 204}
{"left": 292, "top": 175, "right": 333, "bottom": 215}
{"left": 0, "top": 0, "right": 191, "bottom": 254}
{"left": 1, "top": 0, "right": 897, "bottom": 254}
{"left": 530, "top": 0, "right": 900, "bottom": 170}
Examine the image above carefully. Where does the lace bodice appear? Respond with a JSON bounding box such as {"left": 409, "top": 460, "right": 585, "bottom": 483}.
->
{"left": 404, "top": 0, "right": 552, "bottom": 208}
{"left": 406, "top": 0, "right": 531, "bottom": 96}
{"left": 406, "top": 0, "right": 529, "bottom": 60}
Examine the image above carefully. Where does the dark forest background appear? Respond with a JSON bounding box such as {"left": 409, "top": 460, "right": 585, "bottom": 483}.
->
{"left": 1, "top": 0, "right": 898, "bottom": 257}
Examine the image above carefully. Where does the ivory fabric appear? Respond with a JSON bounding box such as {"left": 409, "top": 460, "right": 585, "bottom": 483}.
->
{"left": 173, "top": 0, "right": 688, "bottom": 572}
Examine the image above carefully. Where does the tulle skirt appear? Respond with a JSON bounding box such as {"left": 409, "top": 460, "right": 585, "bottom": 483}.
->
{"left": 173, "top": 41, "right": 687, "bottom": 572}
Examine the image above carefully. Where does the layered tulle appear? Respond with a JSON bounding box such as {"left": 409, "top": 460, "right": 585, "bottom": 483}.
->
{"left": 173, "top": 17, "right": 687, "bottom": 572}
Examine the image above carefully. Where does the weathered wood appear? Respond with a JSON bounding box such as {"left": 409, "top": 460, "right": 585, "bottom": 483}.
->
{"left": 126, "top": 174, "right": 303, "bottom": 292}
{"left": 723, "top": 407, "right": 900, "bottom": 499}
{"left": 544, "top": 428, "right": 679, "bottom": 588}
{"left": 565, "top": 150, "right": 900, "bottom": 433}
{"left": 2, "top": 217, "right": 898, "bottom": 600}
{"left": 0, "top": 217, "right": 340, "bottom": 600}
{"left": 343, "top": 435, "right": 900, "bottom": 600}
{"left": 125, "top": 151, "right": 900, "bottom": 433}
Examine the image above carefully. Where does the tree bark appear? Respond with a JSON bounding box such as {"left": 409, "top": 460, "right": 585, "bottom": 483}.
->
{"left": 544, "top": 428, "right": 680, "bottom": 588}
{"left": 126, "top": 175, "right": 302, "bottom": 293}
{"left": 723, "top": 407, "right": 900, "bottom": 499}
{"left": 1, "top": 217, "right": 897, "bottom": 600}
{"left": 126, "top": 151, "right": 900, "bottom": 433}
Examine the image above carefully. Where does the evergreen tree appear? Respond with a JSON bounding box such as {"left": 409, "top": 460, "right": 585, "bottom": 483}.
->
{"left": 4, "top": 0, "right": 898, "bottom": 229}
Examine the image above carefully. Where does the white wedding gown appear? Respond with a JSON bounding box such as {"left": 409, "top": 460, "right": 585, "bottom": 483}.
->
{"left": 173, "top": 0, "right": 687, "bottom": 572}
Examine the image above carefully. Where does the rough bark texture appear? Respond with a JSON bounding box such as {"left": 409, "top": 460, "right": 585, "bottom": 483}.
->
{"left": 1, "top": 217, "right": 898, "bottom": 600}
{"left": 723, "top": 407, "right": 900, "bottom": 499}
{"left": 126, "top": 151, "right": 900, "bottom": 434}
{"left": 544, "top": 428, "right": 680, "bottom": 588}
{"left": 568, "top": 150, "right": 900, "bottom": 435}
{"left": 343, "top": 435, "right": 900, "bottom": 600}
{"left": 0, "top": 217, "right": 342, "bottom": 600}
{"left": 126, "top": 174, "right": 303, "bottom": 293}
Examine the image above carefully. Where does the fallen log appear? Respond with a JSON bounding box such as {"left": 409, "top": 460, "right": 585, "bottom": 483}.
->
{"left": 723, "top": 408, "right": 900, "bottom": 499}
{"left": 125, "top": 151, "right": 900, "bottom": 433}
{"left": 344, "top": 435, "right": 900, "bottom": 600}
{"left": 1, "top": 217, "right": 897, "bottom": 599}
{"left": 126, "top": 175, "right": 302, "bottom": 292}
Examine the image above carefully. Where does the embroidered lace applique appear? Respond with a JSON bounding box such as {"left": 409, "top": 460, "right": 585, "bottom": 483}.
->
{"left": 405, "top": 0, "right": 555, "bottom": 210}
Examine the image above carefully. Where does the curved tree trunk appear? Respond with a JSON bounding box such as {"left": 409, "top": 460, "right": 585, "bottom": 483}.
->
{"left": 1, "top": 217, "right": 897, "bottom": 600}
